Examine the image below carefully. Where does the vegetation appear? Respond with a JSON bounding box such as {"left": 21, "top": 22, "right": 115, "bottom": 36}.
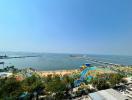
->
{"left": 45, "top": 75, "right": 66, "bottom": 93}
{"left": 91, "top": 73, "right": 125, "bottom": 90}
{"left": 0, "top": 77, "right": 21, "bottom": 99}
{"left": 0, "top": 67, "right": 127, "bottom": 100}
{"left": 113, "top": 66, "right": 132, "bottom": 76}
{"left": 0, "top": 74, "right": 75, "bottom": 100}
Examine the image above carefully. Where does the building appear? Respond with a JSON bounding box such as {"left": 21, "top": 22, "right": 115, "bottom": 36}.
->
{"left": 89, "top": 89, "right": 130, "bottom": 100}
{"left": 0, "top": 72, "right": 12, "bottom": 78}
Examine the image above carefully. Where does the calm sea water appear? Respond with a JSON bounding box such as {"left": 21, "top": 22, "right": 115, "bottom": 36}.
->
{"left": 0, "top": 52, "right": 132, "bottom": 70}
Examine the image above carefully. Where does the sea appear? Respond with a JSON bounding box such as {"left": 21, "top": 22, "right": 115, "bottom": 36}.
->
{"left": 0, "top": 52, "right": 132, "bottom": 71}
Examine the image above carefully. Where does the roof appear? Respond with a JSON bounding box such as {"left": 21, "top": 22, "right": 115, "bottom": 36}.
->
{"left": 89, "top": 89, "right": 130, "bottom": 100}
{"left": 85, "top": 63, "right": 91, "bottom": 67}
{"left": 0, "top": 72, "right": 12, "bottom": 77}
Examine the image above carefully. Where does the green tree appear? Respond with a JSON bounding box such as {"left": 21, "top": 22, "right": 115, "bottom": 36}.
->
{"left": 45, "top": 75, "right": 66, "bottom": 93}
{"left": 21, "top": 75, "right": 44, "bottom": 92}
{"left": 0, "top": 77, "right": 21, "bottom": 99}
{"left": 108, "top": 73, "right": 124, "bottom": 87}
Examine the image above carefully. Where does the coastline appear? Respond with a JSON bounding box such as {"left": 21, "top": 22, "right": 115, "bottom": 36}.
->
{"left": 36, "top": 69, "right": 79, "bottom": 76}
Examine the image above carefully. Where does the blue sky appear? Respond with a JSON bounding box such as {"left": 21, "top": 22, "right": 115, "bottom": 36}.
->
{"left": 0, "top": 0, "right": 132, "bottom": 55}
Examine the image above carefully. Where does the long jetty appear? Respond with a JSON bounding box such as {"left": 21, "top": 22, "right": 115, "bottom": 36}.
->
{"left": 0, "top": 62, "right": 4, "bottom": 64}
{"left": 84, "top": 57, "right": 121, "bottom": 66}
{"left": 70, "top": 55, "right": 121, "bottom": 66}
{"left": 0, "top": 55, "right": 40, "bottom": 59}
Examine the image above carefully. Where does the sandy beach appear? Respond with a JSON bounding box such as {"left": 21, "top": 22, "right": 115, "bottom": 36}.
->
{"left": 37, "top": 69, "right": 79, "bottom": 77}
{"left": 36, "top": 67, "right": 115, "bottom": 77}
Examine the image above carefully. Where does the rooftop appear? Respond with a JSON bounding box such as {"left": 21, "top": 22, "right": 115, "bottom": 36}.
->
{"left": 0, "top": 72, "right": 12, "bottom": 78}
{"left": 89, "top": 89, "right": 130, "bottom": 100}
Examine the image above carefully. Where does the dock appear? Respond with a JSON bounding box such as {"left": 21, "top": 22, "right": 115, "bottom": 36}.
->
{"left": 83, "top": 57, "right": 122, "bottom": 66}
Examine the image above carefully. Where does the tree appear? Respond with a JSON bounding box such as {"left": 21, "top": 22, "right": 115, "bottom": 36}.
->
{"left": 108, "top": 73, "right": 124, "bottom": 87}
{"left": 21, "top": 75, "right": 44, "bottom": 93}
{"left": 91, "top": 78, "right": 110, "bottom": 90}
{"left": 0, "top": 77, "right": 21, "bottom": 99}
{"left": 45, "top": 75, "right": 66, "bottom": 93}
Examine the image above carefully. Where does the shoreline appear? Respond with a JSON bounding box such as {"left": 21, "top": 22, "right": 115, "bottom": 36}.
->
{"left": 36, "top": 69, "right": 79, "bottom": 76}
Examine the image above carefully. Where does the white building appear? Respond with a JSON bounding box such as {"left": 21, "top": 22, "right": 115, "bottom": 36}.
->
{"left": 0, "top": 72, "right": 12, "bottom": 78}
{"left": 89, "top": 89, "right": 130, "bottom": 100}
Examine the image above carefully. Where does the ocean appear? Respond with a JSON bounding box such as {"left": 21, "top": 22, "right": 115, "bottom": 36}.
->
{"left": 0, "top": 52, "right": 132, "bottom": 71}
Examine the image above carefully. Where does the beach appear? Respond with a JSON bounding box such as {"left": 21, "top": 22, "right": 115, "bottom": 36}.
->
{"left": 37, "top": 69, "right": 79, "bottom": 77}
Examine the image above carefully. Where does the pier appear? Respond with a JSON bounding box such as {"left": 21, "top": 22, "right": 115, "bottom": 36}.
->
{"left": 70, "top": 55, "right": 122, "bottom": 66}
{"left": 0, "top": 55, "right": 40, "bottom": 59}
{"left": 83, "top": 57, "right": 121, "bottom": 66}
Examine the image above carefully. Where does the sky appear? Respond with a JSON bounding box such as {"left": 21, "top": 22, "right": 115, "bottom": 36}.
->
{"left": 0, "top": 0, "right": 132, "bottom": 55}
